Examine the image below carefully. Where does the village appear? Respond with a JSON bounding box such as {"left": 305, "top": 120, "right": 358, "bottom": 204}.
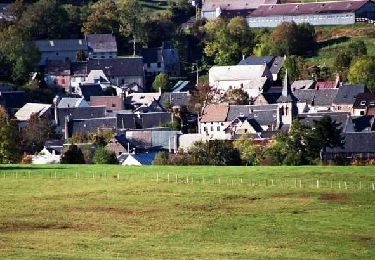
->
{"left": 0, "top": 0, "right": 375, "bottom": 165}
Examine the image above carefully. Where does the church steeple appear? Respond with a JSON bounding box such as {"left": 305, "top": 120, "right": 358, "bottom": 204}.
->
{"left": 282, "top": 69, "right": 290, "bottom": 97}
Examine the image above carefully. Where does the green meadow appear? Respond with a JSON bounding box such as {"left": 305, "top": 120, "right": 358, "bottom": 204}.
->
{"left": 0, "top": 165, "right": 374, "bottom": 259}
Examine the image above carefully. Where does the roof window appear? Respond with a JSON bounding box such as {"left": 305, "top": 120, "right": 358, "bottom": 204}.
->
{"left": 360, "top": 101, "right": 366, "bottom": 106}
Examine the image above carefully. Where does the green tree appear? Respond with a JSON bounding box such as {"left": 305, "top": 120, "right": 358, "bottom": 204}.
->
{"left": 283, "top": 56, "right": 309, "bottom": 82}
{"left": 117, "top": 0, "right": 143, "bottom": 39}
{"left": 61, "top": 145, "right": 85, "bottom": 164}
{"left": 348, "top": 56, "right": 375, "bottom": 92}
{"left": 0, "top": 106, "right": 21, "bottom": 163}
{"left": 21, "top": 113, "right": 57, "bottom": 154}
{"left": 153, "top": 151, "right": 170, "bottom": 165}
{"left": 233, "top": 133, "right": 258, "bottom": 165}
{"left": 93, "top": 146, "right": 118, "bottom": 164}
{"left": 152, "top": 73, "right": 170, "bottom": 92}
{"left": 82, "top": 0, "right": 119, "bottom": 35}
{"left": 204, "top": 17, "right": 254, "bottom": 65}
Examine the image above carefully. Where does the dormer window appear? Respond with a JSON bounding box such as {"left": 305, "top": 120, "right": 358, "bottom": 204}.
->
{"left": 360, "top": 101, "right": 366, "bottom": 106}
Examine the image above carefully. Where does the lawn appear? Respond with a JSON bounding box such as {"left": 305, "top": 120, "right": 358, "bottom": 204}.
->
{"left": 0, "top": 165, "right": 374, "bottom": 259}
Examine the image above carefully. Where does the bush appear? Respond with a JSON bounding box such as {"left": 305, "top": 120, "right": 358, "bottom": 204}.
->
{"left": 61, "top": 145, "right": 85, "bottom": 164}
{"left": 93, "top": 146, "right": 118, "bottom": 164}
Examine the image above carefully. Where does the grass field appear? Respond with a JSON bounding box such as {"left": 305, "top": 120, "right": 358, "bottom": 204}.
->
{"left": 0, "top": 165, "right": 374, "bottom": 259}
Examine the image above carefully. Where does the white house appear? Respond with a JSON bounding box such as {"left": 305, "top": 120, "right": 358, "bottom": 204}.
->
{"left": 120, "top": 152, "right": 157, "bottom": 166}
{"left": 32, "top": 147, "right": 61, "bottom": 164}
{"left": 208, "top": 64, "right": 272, "bottom": 98}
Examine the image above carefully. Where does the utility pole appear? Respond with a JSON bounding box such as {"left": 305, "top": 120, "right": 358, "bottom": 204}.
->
{"left": 192, "top": 60, "right": 199, "bottom": 87}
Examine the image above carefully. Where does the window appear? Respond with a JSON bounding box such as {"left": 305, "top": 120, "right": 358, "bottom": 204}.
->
{"left": 217, "top": 126, "right": 220, "bottom": 131}
{"left": 360, "top": 111, "right": 365, "bottom": 116}
{"left": 72, "top": 77, "right": 76, "bottom": 82}
{"left": 112, "top": 104, "right": 116, "bottom": 107}
{"left": 211, "top": 126, "right": 214, "bottom": 131}
{"left": 56, "top": 52, "right": 59, "bottom": 56}
{"left": 360, "top": 101, "right": 366, "bottom": 106}
{"left": 204, "top": 127, "right": 207, "bottom": 132}
{"left": 157, "top": 62, "right": 161, "bottom": 68}
{"left": 101, "top": 56, "right": 105, "bottom": 59}
{"left": 147, "top": 63, "right": 151, "bottom": 68}
{"left": 61, "top": 78, "right": 65, "bottom": 84}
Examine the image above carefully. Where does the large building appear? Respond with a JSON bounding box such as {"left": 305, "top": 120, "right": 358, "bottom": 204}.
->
{"left": 247, "top": 0, "right": 375, "bottom": 27}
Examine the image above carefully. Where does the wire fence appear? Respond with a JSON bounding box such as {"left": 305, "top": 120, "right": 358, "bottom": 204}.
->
{"left": 1, "top": 170, "right": 374, "bottom": 192}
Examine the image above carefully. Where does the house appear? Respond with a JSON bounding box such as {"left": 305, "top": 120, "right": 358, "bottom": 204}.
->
{"left": 291, "top": 80, "right": 315, "bottom": 90}
{"left": 70, "top": 62, "right": 88, "bottom": 93}
{"left": 32, "top": 146, "right": 62, "bottom": 164}
{"left": 34, "top": 39, "right": 88, "bottom": 65}
{"left": 208, "top": 64, "right": 272, "bottom": 98}
{"left": 324, "top": 132, "right": 375, "bottom": 161}
{"left": 124, "top": 92, "right": 162, "bottom": 112}
{"left": 298, "top": 112, "right": 349, "bottom": 131}
{"left": 332, "top": 84, "right": 367, "bottom": 112}
{"left": 238, "top": 56, "right": 284, "bottom": 81}
{"left": 353, "top": 93, "right": 375, "bottom": 116}
{"left": 87, "top": 57, "right": 145, "bottom": 87}
{"left": 248, "top": 0, "right": 375, "bottom": 27}
{"left": 116, "top": 112, "right": 173, "bottom": 130}
{"left": 293, "top": 88, "right": 338, "bottom": 114}
{"left": 44, "top": 60, "right": 71, "bottom": 92}
{"left": 119, "top": 152, "right": 157, "bottom": 166}
{"left": 67, "top": 117, "right": 117, "bottom": 137}
{"left": 85, "top": 70, "right": 111, "bottom": 88}
{"left": 86, "top": 34, "right": 118, "bottom": 59}
{"left": 0, "top": 91, "right": 27, "bottom": 116}
{"left": 56, "top": 97, "right": 89, "bottom": 109}
{"left": 200, "top": 103, "right": 230, "bottom": 139}
{"left": 159, "top": 92, "right": 191, "bottom": 109}
{"left": 124, "top": 130, "right": 180, "bottom": 151}
{"left": 345, "top": 115, "right": 375, "bottom": 133}
{"left": 142, "top": 42, "right": 181, "bottom": 77}
{"left": 15, "top": 103, "right": 52, "bottom": 121}
{"left": 201, "top": 0, "right": 279, "bottom": 20}
{"left": 89, "top": 96, "right": 124, "bottom": 112}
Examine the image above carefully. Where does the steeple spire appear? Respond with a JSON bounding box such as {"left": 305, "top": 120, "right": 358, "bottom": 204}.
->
{"left": 282, "top": 69, "right": 289, "bottom": 97}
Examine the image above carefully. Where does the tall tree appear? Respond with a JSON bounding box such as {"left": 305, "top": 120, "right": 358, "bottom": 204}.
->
{"left": 152, "top": 73, "right": 170, "bottom": 92}
{"left": 93, "top": 146, "right": 118, "bottom": 164}
{"left": 348, "top": 56, "right": 375, "bottom": 92}
{"left": 0, "top": 106, "right": 21, "bottom": 163}
{"left": 82, "top": 0, "right": 119, "bottom": 35}
{"left": 204, "top": 17, "right": 254, "bottom": 65}
{"left": 233, "top": 133, "right": 258, "bottom": 166}
{"left": 222, "top": 88, "right": 249, "bottom": 105}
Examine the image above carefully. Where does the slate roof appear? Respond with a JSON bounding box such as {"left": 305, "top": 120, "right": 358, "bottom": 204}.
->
{"left": 45, "top": 60, "right": 71, "bottom": 75}
{"left": 117, "top": 112, "right": 137, "bottom": 129}
{"left": 69, "top": 117, "right": 117, "bottom": 135}
{"left": 71, "top": 62, "right": 87, "bottom": 76}
{"left": 57, "top": 106, "right": 106, "bottom": 126}
{"left": 87, "top": 57, "right": 144, "bottom": 77}
{"left": 15, "top": 103, "right": 51, "bottom": 121}
{"left": 79, "top": 84, "right": 104, "bottom": 101}
{"left": 116, "top": 112, "right": 172, "bottom": 129}
{"left": 293, "top": 89, "right": 315, "bottom": 105}
{"left": 160, "top": 92, "right": 190, "bottom": 108}
{"left": 0, "top": 91, "right": 27, "bottom": 109}
{"left": 57, "top": 97, "right": 87, "bottom": 108}
{"left": 251, "top": 1, "right": 370, "bottom": 17}
{"left": 120, "top": 152, "right": 157, "bottom": 165}
{"left": 238, "top": 56, "right": 284, "bottom": 75}
{"left": 345, "top": 115, "right": 374, "bottom": 132}
{"left": 294, "top": 89, "right": 338, "bottom": 106}
{"left": 291, "top": 80, "right": 315, "bottom": 90}
{"left": 326, "top": 132, "right": 375, "bottom": 154}
{"left": 86, "top": 34, "right": 117, "bottom": 53}
{"left": 227, "top": 104, "right": 278, "bottom": 127}
{"left": 333, "top": 84, "right": 366, "bottom": 105}
{"left": 201, "top": 104, "right": 229, "bottom": 123}
{"left": 142, "top": 42, "right": 179, "bottom": 64}
{"left": 34, "top": 39, "right": 87, "bottom": 52}
{"left": 353, "top": 93, "right": 375, "bottom": 109}
{"left": 298, "top": 112, "right": 349, "bottom": 130}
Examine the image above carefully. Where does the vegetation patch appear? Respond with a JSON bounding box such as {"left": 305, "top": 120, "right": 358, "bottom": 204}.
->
{"left": 319, "top": 193, "right": 349, "bottom": 202}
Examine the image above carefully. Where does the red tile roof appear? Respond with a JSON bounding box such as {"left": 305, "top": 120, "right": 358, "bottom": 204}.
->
{"left": 251, "top": 0, "right": 369, "bottom": 17}
{"left": 200, "top": 104, "right": 229, "bottom": 123}
{"left": 315, "top": 81, "right": 338, "bottom": 90}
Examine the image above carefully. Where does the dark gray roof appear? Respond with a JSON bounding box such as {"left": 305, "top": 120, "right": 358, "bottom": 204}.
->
{"left": 238, "top": 56, "right": 284, "bottom": 75}
{"left": 86, "top": 34, "right": 117, "bottom": 53}
{"left": 142, "top": 42, "right": 179, "bottom": 64}
{"left": 345, "top": 116, "right": 374, "bottom": 133}
{"left": 116, "top": 112, "right": 173, "bottom": 130}
{"left": 117, "top": 112, "right": 137, "bottom": 129}
{"left": 227, "top": 104, "right": 278, "bottom": 128}
{"left": 333, "top": 84, "right": 366, "bottom": 105}
{"left": 45, "top": 60, "right": 71, "bottom": 75}
{"left": 326, "top": 132, "right": 375, "bottom": 154}
{"left": 160, "top": 92, "right": 190, "bottom": 108}
{"left": 69, "top": 117, "right": 117, "bottom": 135}
{"left": 79, "top": 84, "right": 104, "bottom": 101}
{"left": 298, "top": 112, "right": 349, "bottom": 130}
{"left": 34, "top": 39, "right": 88, "bottom": 52}
{"left": 293, "top": 89, "right": 315, "bottom": 105}
{"left": 57, "top": 106, "right": 106, "bottom": 126}
{"left": 353, "top": 93, "right": 375, "bottom": 109}
{"left": 0, "top": 91, "right": 27, "bottom": 110}
{"left": 71, "top": 62, "right": 87, "bottom": 76}
{"left": 87, "top": 57, "right": 144, "bottom": 77}
{"left": 119, "top": 152, "right": 157, "bottom": 165}
{"left": 294, "top": 89, "right": 338, "bottom": 106}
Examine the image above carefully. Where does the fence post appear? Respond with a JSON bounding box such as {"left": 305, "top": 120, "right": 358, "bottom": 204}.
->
{"left": 271, "top": 179, "right": 274, "bottom": 186}
{"left": 316, "top": 180, "right": 319, "bottom": 189}
{"left": 156, "top": 173, "right": 159, "bottom": 183}
{"left": 175, "top": 174, "right": 178, "bottom": 184}
{"left": 168, "top": 173, "right": 170, "bottom": 183}
{"left": 117, "top": 173, "right": 120, "bottom": 181}
{"left": 202, "top": 176, "right": 205, "bottom": 184}
{"left": 344, "top": 182, "right": 348, "bottom": 190}
{"left": 372, "top": 183, "right": 375, "bottom": 191}
{"left": 218, "top": 178, "right": 221, "bottom": 184}
{"left": 241, "top": 178, "right": 243, "bottom": 184}
{"left": 186, "top": 176, "right": 189, "bottom": 184}
{"left": 299, "top": 179, "right": 302, "bottom": 188}
{"left": 339, "top": 181, "right": 341, "bottom": 189}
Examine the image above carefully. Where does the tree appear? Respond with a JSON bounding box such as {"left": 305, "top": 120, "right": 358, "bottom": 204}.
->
{"left": 153, "top": 151, "right": 170, "bottom": 165}
{"left": 93, "top": 146, "right": 118, "bottom": 164}
{"left": 233, "top": 133, "right": 258, "bottom": 165}
{"left": 117, "top": 0, "right": 143, "bottom": 39}
{"left": 82, "top": 0, "right": 119, "bottom": 35}
{"left": 0, "top": 106, "right": 21, "bottom": 163}
{"left": 204, "top": 17, "right": 254, "bottom": 65}
{"left": 61, "top": 145, "right": 85, "bottom": 164}
{"left": 348, "top": 56, "right": 375, "bottom": 92}
{"left": 283, "top": 56, "right": 310, "bottom": 82}
{"left": 21, "top": 114, "right": 56, "bottom": 154}
{"left": 222, "top": 88, "right": 249, "bottom": 105}
{"left": 152, "top": 73, "right": 170, "bottom": 92}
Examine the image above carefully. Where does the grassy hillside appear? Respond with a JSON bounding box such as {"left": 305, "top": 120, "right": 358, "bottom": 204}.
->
{"left": 0, "top": 165, "right": 374, "bottom": 259}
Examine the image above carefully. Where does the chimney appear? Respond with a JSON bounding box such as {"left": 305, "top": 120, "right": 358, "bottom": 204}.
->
{"left": 64, "top": 115, "right": 71, "bottom": 140}
{"left": 53, "top": 96, "right": 61, "bottom": 125}
{"left": 335, "top": 73, "right": 341, "bottom": 88}
{"left": 159, "top": 87, "right": 162, "bottom": 94}
{"left": 242, "top": 54, "right": 245, "bottom": 61}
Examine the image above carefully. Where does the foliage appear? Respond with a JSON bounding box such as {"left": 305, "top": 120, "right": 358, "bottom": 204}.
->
{"left": 143, "top": 12, "right": 175, "bottom": 47}
{"left": 117, "top": 0, "right": 143, "bottom": 39}
{"left": 222, "top": 88, "right": 249, "bottom": 105}
{"left": 152, "top": 73, "right": 170, "bottom": 92}
{"left": 82, "top": 0, "right": 119, "bottom": 35}
{"left": 20, "top": 114, "right": 57, "bottom": 154}
{"left": 283, "top": 56, "right": 310, "bottom": 82}
{"left": 348, "top": 56, "right": 375, "bottom": 92}
{"left": 0, "top": 106, "right": 21, "bottom": 163}
{"left": 153, "top": 151, "right": 170, "bottom": 165}
{"left": 67, "top": 129, "right": 113, "bottom": 147}
{"left": 204, "top": 17, "right": 254, "bottom": 65}
{"left": 93, "top": 146, "right": 118, "bottom": 164}
{"left": 269, "top": 22, "right": 316, "bottom": 56}
{"left": 233, "top": 134, "right": 258, "bottom": 166}
{"left": 61, "top": 144, "right": 85, "bottom": 164}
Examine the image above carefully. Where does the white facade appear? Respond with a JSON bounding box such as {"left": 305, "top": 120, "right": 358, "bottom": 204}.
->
{"left": 199, "top": 121, "right": 231, "bottom": 139}
{"left": 32, "top": 147, "right": 61, "bottom": 164}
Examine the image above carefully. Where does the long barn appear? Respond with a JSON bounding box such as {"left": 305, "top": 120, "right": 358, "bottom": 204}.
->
{"left": 247, "top": 0, "right": 375, "bottom": 27}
